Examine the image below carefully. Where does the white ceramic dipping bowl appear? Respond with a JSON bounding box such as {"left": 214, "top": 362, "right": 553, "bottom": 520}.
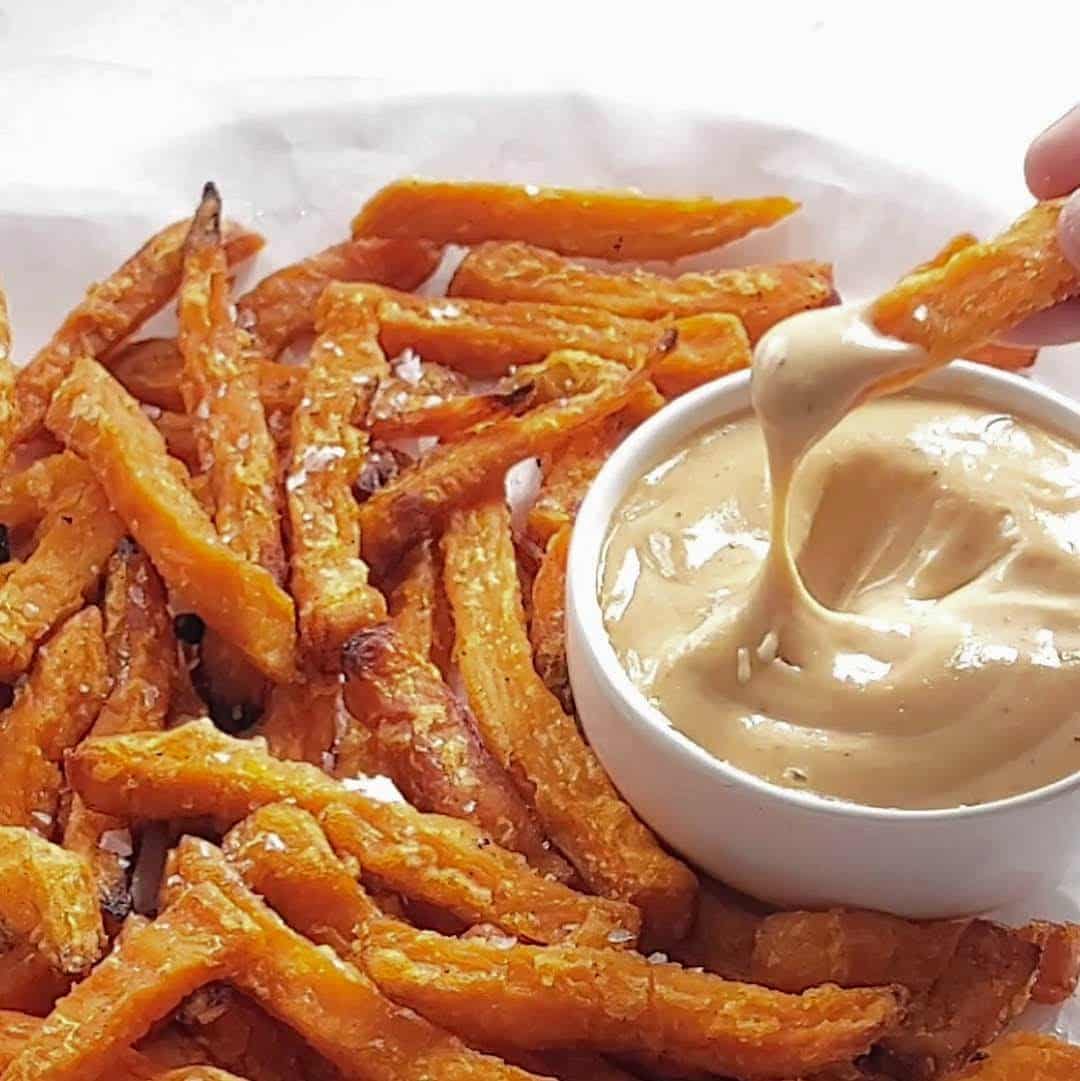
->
{"left": 567, "top": 360, "right": 1080, "bottom": 919}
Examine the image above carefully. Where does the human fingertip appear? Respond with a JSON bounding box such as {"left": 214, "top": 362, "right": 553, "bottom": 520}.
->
{"left": 1025, "top": 104, "right": 1080, "bottom": 199}
{"left": 1059, "top": 190, "right": 1080, "bottom": 271}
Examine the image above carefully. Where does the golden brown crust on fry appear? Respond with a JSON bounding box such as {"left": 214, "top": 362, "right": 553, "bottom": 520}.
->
{"left": 0, "top": 828, "right": 105, "bottom": 974}
{"left": 872, "top": 200, "right": 1080, "bottom": 364}
{"left": 1021, "top": 920, "right": 1080, "bottom": 1004}
{"left": 287, "top": 292, "right": 387, "bottom": 666}
{"left": 341, "top": 624, "right": 573, "bottom": 881}
{"left": 179, "top": 184, "right": 285, "bottom": 583}
{"left": 0, "top": 607, "right": 108, "bottom": 832}
{"left": 387, "top": 541, "right": 438, "bottom": 660}
{"left": 0, "top": 452, "right": 95, "bottom": 532}
{"left": 254, "top": 675, "right": 341, "bottom": 767}
{"left": 369, "top": 385, "right": 533, "bottom": 443}
{"left": 0, "top": 290, "right": 16, "bottom": 466}
{"left": 68, "top": 721, "right": 641, "bottom": 946}
{"left": 529, "top": 525, "right": 572, "bottom": 711}
{"left": 443, "top": 501, "right": 697, "bottom": 946}
{"left": 15, "top": 219, "right": 263, "bottom": 443}
{"left": 237, "top": 236, "right": 441, "bottom": 357}
{"left": 360, "top": 919, "right": 904, "bottom": 1079}
{"left": 353, "top": 180, "right": 798, "bottom": 261}
{"left": 45, "top": 357, "right": 297, "bottom": 681}
{"left": 648, "top": 312, "right": 752, "bottom": 397}
{"left": 451, "top": 242, "right": 836, "bottom": 338}
{"left": 952, "top": 1032, "right": 1080, "bottom": 1079}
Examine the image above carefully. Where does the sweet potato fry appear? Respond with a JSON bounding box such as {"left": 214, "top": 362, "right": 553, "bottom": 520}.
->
{"left": 340, "top": 283, "right": 675, "bottom": 378}
{"left": 287, "top": 290, "right": 387, "bottom": 665}
{"left": 0, "top": 948, "right": 71, "bottom": 1016}
{"left": 750, "top": 909, "right": 968, "bottom": 995}
{"left": 255, "top": 676, "right": 341, "bottom": 767}
{"left": 111, "top": 339, "right": 303, "bottom": 416}
{"left": 1021, "top": 920, "right": 1080, "bottom": 1004}
{"left": 168, "top": 838, "right": 548, "bottom": 1081}
{"left": 64, "top": 542, "right": 175, "bottom": 919}
{"left": 0, "top": 607, "right": 108, "bottom": 832}
{"left": 68, "top": 720, "right": 641, "bottom": 946}
{"left": 451, "top": 242, "right": 836, "bottom": 338}
{"left": 0, "top": 452, "right": 95, "bottom": 532}
{"left": 874, "top": 920, "right": 1039, "bottom": 1081}
{"left": 353, "top": 180, "right": 799, "bottom": 261}
{"left": 341, "top": 624, "right": 572, "bottom": 880}
{"left": 0, "top": 827, "right": 104, "bottom": 974}
{"left": 359, "top": 366, "right": 657, "bottom": 572}
{"left": 0, "top": 884, "right": 243, "bottom": 1081}
{"left": 237, "top": 236, "right": 442, "bottom": 357}
{"left": 178, "top": 184, "right": 285, "bottom": 582}
{"left": 370, "top": 357, "right": 470, "bottom": 421}
{"left": 647, "top": 312, "right": 751, "bottom": 397}
{"left": 15, "top": 218, "right": 263, "bottom": 442}
{"left": 0, "top": 475, "right": 123, "bottom": 681}
{"left": 953, "top": 1033, "right": 1080, "bottom": 1079}
{"left": 45, "top": 357, "right": 297, "bottom": 681}
{"left": 360, "top": 919, "right": 903, "bottom": 1078}
{"left": 369, "top": 385, "right": 533, "bottom": 443}
{"left": 443, "top": 501, "right": 697, "bottom": 946}
{"left": 387, "top": 541, "right": 439, "bottom": 659}
{"left": 529, "top": 524, "right": 572, "bottom": 711}
{"left": 0, "top": 290, "right": 16, "bottom": 465}
{"left": 667, "top": 877, "right": 767, "bottom": 981}
{"left": 872, "top": 200, "right": 1080, "bottom": 364}
{"left": 498, "top": 1050, "right": 637, "bottom": 1081}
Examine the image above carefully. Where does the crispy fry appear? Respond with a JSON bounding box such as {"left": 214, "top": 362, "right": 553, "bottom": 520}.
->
{"left": 497, "top": 1050, "right": 637, "bottom": 1081}
{"left": 0, "top": 948, "right": 71, "bottom": 1015}
{"left": 953, "top": 1033, "right": 1080, "bottom": 1079}
{"left": 359, "top": 365, "right": 656, "bottom": 572}
{"left": 911, "top": 233, "right": 981, "bottom": 273}
{"left": 341, "top": 624, "right": 572, "bottom": 880}
{"left": 875, "top": 920, "right": 1039, "bottom": 1081}
{"left": 648, "top": 311, "right": 751, "bottom": 397}
{"left": 667, "top": 877, "right": 767, "bottom": 981}
{"left": 872, "top": 200, "right": 1080, "bottom": 364}
{"left": 369, "top": 385, "right": 533, "bottom": 443}
{"left": 64, "top": 542, "right": 175, "bottom": 919}
{"left": 343, "top": 283, "right": 675, "bottom": 378}
{"left": 169, "top": 838, "right": 548, "bottom": 1081}
{"left": 503, "top": 349, "right": 630, "bottom": 401}
{"left": 0, "top": 884, "right": 243, "bottom": 1081}
{"left": 750, "top": 909, "right": 968, "bottom": 995}
{"left": 178, "top": 184, "right": 284, "bottom": 582}
{"left": 451, "top": 242, "right": 836, "bottom": 338}
{"left": 153, "top": 409, "right": 202, "bottom": 470}
{"left": 443, "top": 501, "right": 697, "bottom": 945}
{"left": 529, "top": 524, "right": 572, "bottom": 711}
{"left": 69, "top": 720, "right": 641, "bottom": 946}
{"left": 361, "top": 919, "right": 903, "bottom": 1078}
{"left": 255, "top": 676, "right": 341, "bottom": 767}
{"left": 111, "top": 339, "right": 303, "bottom": 416}
{"left": 45, "top": 357, "right": 297, "bottom": 681}
{"left": 15, "top": 219, "right": 263, "bottom": 442}
{"left": 387, "top": 541, "right": 439, "bottom": 659}
{"left": 0, "top": 452, "right": 95, "bottom": 532}
{"left": 221, "top": 803, "right": 378, "bottom": 955}
{"left": 370, "top": 358, "right": 470, "bottom": 421}
{"left": 0, "top": 827, "right": 104, "bottom": 973}
{"left": 0, "top": 607, "right": 108, "bottom": 832}
{"left": 0, "top": 289, "right": 16, "bottom": 466}
{"left": 237, "top": 237, "right": 442, "bottom": 357}
{"left": 1021, "top": 920, "right": 1080, "bottom": 1004}
{"left": 354, "top": 180, "right": 799, "bottom": 261}
{"left": 287, "top": 291, "right": 387, "bottom": 666}
{"left": 0, "top": 475, "right": 123, "bottom": 681}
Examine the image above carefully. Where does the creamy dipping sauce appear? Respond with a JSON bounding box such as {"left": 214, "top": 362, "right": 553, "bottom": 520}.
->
{"left": 600, "top": 306, "right": 1080, "bottom": 810}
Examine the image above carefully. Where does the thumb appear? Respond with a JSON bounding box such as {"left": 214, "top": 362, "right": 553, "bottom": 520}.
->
{"left": 1059, "top": 187, "right": 1080, "bottom": 271}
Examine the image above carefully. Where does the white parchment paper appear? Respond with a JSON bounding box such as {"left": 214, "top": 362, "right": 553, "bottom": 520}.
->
{"left": 1, "top": 62, "right": 1077, "bottom": 1038}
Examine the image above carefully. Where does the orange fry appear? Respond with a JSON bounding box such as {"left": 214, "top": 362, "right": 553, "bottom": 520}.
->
{"left": 254, "top": 676, "right": 342, "bottom": 767}
{"left": 529, "top": 524, "right": 572, "bottom": 711}
{"left": 0, "top": 288, "right": 16, "bottom": 465}
{"left": 750, "top": 909, "right": 968, "bottom": 994}
{"left": 668, "top": 877, "right": 767, "bottom": 981}
{"left": 369, "top": 384, "right": 533, "bottom": 443}
{"left": 237, "top": 236, "right": 442, "bottom": 357}
{"left": 387, "top": 541, "right": 439, "bottom": 659}
{"left": 876, "top": 920, "right": 1039, "bottom": 1081}
{"left": 370, "top": 357, "right": 469, "bottom": 422}
{"left": 287, "top": 290, "right": 387, "bottom": 666}
{"left": 443, "top": 501, "right": 697, "bottom": 946}
{"left": 360, "top": 919, "right": 903, "bottom": 1079}
{"left": 872, "top": 200, "right": 1080, "bottom": 364}
{"left": 68, "top": 720, "right": 641, "bottom": 946}
{"left": 169, "top": 838, "right": 548, "bottom": 1081}
{"left": 0, "top": 884, "right": 243, "bottom": 1081}
{"left": 0, "top": 475, "right": 123, "bottom": 680}
{"left": 359, "top": 364, "right": 656, "bottom": 572}
{"left": 0, "top": 949, "right": 71, "bottom": 1016}
{"left": 178, "top": 184, "right": 285, "bottom": 582}
{"left": 953, "top": 1032, "right": 1080, "bottom": 1079}
{"left": 451, "top": 242, "right": 836, "bottom": 339}
{"left": 342, "top": 624, "right": 572, "bottom": 881}
{"left": 0, "top": 607, "right": 108, "bottom": 833}
{"left": 343, "top": 283, "right": 675, "bottom": 378}
{"left": 0, "top": 452, "right": 95, "bottom": 532}
{"left": 354, "top": 180, "right": 799, "bottom": 261}
{"left": 64, "top": 541, "right": 175, "bottom": 919}
{"left": 15, "top": 218, "right": 263, "bottom": 442}
{"left": 647, "top": 312, "right": 751, "bottom": 397}
{"left": 45, "top": 357, "right": 297, "bottom": 681}
{"left": 0, "top": 828, "right": 104, "bottom": 974}
{"left": 1022, "top": 920, "right": 1080, "bottom": 1004}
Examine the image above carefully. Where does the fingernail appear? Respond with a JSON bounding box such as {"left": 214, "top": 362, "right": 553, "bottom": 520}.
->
{"left": 1060, "top": 191, "right": 1080, "bottom": 270}
{"left": 1025, "top": 104, "right": 1080, "bottom": 199}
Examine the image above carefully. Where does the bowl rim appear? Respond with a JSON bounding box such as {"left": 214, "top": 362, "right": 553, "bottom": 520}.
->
{"left": 568, "top": 358, "right": 1080, "bottom": 824}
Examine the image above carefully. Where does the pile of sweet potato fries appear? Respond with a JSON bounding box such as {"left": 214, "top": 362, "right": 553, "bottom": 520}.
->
{"left": 0, "top": 176, "right": 1075, "bottom": 1081}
